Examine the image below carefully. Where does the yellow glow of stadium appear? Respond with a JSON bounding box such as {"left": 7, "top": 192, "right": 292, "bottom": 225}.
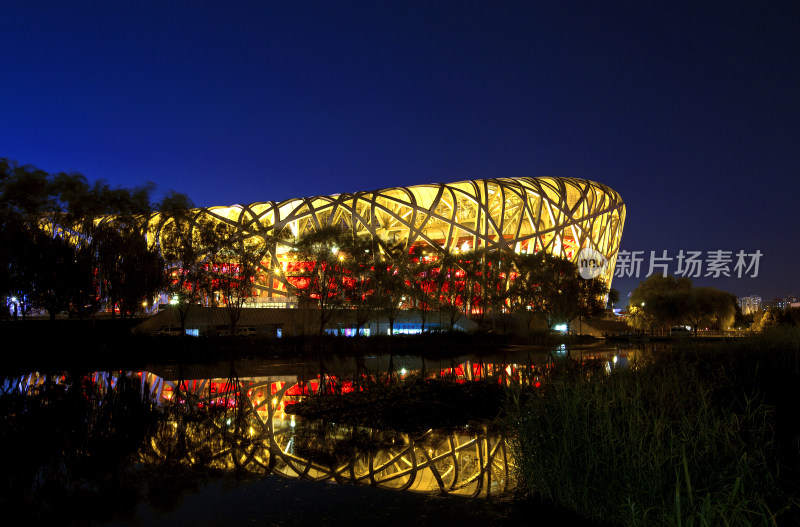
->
{"left": 147, "top": 176, "right": 625, "bottom": 299}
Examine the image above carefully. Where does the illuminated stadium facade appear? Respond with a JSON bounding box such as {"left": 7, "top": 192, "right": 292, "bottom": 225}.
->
{"left": 148, "top": 176, "right": 625, "bottom": 301}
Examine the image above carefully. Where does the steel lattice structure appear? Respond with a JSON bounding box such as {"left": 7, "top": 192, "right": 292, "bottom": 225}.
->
{"left": 147, "top": 176, "right": 625, "bottom": 299}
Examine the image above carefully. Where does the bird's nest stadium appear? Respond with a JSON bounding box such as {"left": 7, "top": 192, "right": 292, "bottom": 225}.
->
{"left": 143, "top": 176, "right": 625, "bottom": 301}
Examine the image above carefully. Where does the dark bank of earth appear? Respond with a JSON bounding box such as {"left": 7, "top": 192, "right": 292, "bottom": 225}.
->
{"left": 284, "top": 378, "right": 507, "bottom": 432}
{"left": 98, "top": 472, "right": 604, "bottom": 527}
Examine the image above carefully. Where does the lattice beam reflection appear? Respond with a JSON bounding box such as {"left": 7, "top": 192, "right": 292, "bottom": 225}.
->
{"left": 139, "top": 372, "right": 516, "bottom": 498}
{"left": 145, "top": 176, "right": 625, "bottom": 298}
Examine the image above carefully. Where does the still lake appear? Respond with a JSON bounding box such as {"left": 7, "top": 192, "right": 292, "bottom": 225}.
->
{"left": 3, "top": 342, "right": 646, "bottom": 525}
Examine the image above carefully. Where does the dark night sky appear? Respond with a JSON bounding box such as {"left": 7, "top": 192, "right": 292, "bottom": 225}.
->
{"left": 2, "top": 1, "right": 798, "bottom": 303}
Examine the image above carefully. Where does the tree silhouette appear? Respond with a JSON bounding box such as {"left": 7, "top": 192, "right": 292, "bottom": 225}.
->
{"left": 628, "top": 275, "right": 737, "bottom": 335}
{"left": 406, "top": 245, "right": 442, "bottom": 332}
{"left": 208, "top": 223, "right": 264, "bottom": 335}
{"left": 368, "top": 241, "right": 410, "bottom": 336}
{"left": 438, "top": 251, "right": 467, "bottom": 330}
{"left": 157, "top": 193, "right": 217, "bottom": 334}
{"left": 287, "top": 226, "right": 348, "bottom": 335}
{"left": 92, "top": 221, "right": 165, "bottom": 319}
{"left": 338, "top": 232, "right": 376, "bottom": 335}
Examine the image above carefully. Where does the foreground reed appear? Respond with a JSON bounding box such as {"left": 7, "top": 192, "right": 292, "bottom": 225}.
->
{"left": 505, "top": 330, "right": 800, "bottom": 526}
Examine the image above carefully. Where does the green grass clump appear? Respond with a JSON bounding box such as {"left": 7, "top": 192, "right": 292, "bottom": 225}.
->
{"left": 505, "top": 341, "right": 798, "bottom": 526}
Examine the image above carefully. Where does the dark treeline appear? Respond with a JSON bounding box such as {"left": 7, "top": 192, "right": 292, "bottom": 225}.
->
{"left": 755, "top": 305, "right": 800, "bottom": 331}
{"left": 626, "top": 274, "right": 740, "bottom": 336}
{"left": 284, "top": 226, "right": 611, "bottom": 336}
{"left": 0, "top": 158, "right": 177, "bottom": 320}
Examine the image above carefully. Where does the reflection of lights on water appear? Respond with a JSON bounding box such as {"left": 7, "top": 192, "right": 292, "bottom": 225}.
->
{"left": 605, "top": 362, "right": 612, "bottom": 374}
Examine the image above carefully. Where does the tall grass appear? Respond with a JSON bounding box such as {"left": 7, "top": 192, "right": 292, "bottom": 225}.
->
{"left": 505, "top": 336, "right": 799, "bottom": 526}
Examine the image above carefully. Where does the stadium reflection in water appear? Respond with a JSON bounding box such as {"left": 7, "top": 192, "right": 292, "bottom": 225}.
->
{"left": 7, "top": 347, "right": 635, "bottom": 501}
{"left": 142, "top": 364, "right": 516, "bottom": 499}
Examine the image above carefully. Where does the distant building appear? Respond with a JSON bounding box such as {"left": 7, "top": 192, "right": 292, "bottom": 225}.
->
{"left": 782, "top": 295, "right": 799, "bottom": 309}
{"left": 761, "top": 295, "right": 798, "bottom": 311}
{"left": 738, "top": 295, "right": 762, "bottom": 315}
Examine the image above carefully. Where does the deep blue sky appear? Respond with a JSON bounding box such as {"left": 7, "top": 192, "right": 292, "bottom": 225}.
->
{"left": 2, "top": 1, "right": 798, "bottom": 302}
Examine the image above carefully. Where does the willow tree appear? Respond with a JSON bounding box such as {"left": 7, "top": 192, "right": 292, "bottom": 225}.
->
{"left": 93, "top": 220, "right": 165, "bottom": 319}
{"left": 26, "top": 228, "right": 95, "bottom": 321}
{"left": 628, "top": 275, "right": 693, "bottom": 334}
{"left": 480, "top": 250, "right": 514, "bottom": 330}
{"left": 508, "top": 252, "right": 603, "bottom": 332}
{"left": 0, "top": 158, "right": 179, "bottom": 324}
{"left": 360, "top": 240, "right": 410, "bottom": 336}
{"left": 209, "top": 222, "right": 264, "bottom": 335}
{"left": 406, "top": 245, "right": 443, "bottom": 332}
{"left": 682, "top": 287, "right": 737, "bottom": 336}
{"left": 509, "top": 253, "right": 543, "bottom": 331}
{"left": 628, "top": 275, "right": 736, "bottom": 335}
{"left": 438, "top": 251, "right": 467, "bottom": 331}
{"left": 157, "top": 193, "right": 219, "bottom": 334}
{"left": 288, "top": 226, "right": 349, "bottom": 335}
{"left": 338, "top": 233, "right": 376, "bottom": 335}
